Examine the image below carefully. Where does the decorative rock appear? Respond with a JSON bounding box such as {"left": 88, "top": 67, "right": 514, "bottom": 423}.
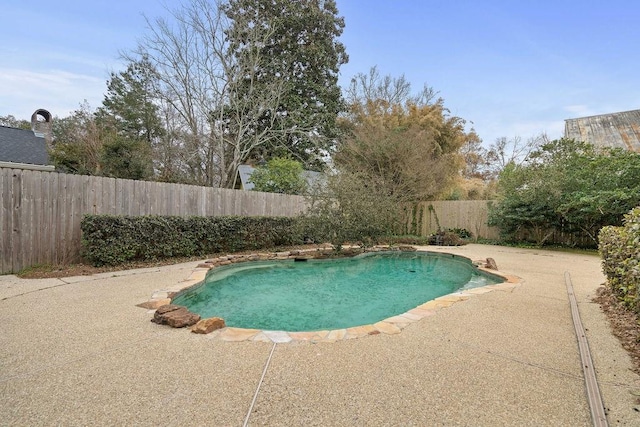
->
{"left": 151, "top": 304, "right": 201, "bottom": 328}
{"left": 191, "top": 317, "right": 225, "bottom": 334}
{"left": 485, "top": 257, "right": 498, "bottom": 270}
{"left": 136, "top": 298, "right": 172, "bottom": 310}
{"left": 398, "top": 245, "right": 417, "bottom": 251}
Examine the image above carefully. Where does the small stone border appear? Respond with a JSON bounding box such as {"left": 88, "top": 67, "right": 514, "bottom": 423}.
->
{"left": 138, "top": 246, "right": 520, "bottom": 343}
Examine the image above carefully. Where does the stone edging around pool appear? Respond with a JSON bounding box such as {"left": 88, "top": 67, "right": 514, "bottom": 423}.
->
{"left": 137, "top": 246, "right": 521, "bottom": 343}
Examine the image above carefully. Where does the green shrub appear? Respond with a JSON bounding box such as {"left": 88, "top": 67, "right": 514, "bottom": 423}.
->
{"left": 249, "top": 157, "right": 307, "bottom": 195}
{"left": 427, "top": 229, "right": 469, "bottom": 246}
{"left": 446, "top": 228, "right": 473, "bottom": 239}
{"left": 302, "top": 172, "right": 403, "bottom": 249}
{"left": 81, "top": 214, "right": 301, "bottom": 266}
{"left": 599, "top": 207, "right": 640, "bottom": 312}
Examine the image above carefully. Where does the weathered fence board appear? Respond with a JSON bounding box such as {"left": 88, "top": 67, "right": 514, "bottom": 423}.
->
{"left": 0, "top": 167, "right": 307, "bottom": 274}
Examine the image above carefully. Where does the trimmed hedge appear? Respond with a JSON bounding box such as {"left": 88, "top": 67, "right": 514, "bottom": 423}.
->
{"left": 81, "top": 214, "right": 301, "bottom": 266}
{"left": 599, "top": 207, "right": 640, "bottom": 312}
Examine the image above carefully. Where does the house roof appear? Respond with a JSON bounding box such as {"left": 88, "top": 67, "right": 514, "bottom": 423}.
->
{"left": 0, "top": 125, "right": 50, "bottom": 165}
{"left": 236, "top": 164, "right": 324, "bottom": 191}
{"left": 564, "top": 109, "right": 640, "bottom": 152}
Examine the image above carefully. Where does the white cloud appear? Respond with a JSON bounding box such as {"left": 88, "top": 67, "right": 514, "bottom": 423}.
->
{"left": 0, "top": 68, "right": 106, "bottom": 119}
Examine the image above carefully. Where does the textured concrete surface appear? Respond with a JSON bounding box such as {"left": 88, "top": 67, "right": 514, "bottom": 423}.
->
{"left": 1, "top": 245, "right": 639, "bottom": 426}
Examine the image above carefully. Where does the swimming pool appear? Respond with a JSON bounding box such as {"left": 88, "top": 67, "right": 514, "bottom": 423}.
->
{"left": 172, "top": 251, "right": 503, "bottom": 332}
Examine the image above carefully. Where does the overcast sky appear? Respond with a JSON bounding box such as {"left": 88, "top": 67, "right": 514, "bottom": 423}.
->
{"left": 1, "top": 0, "right": 638, "bottom": 145}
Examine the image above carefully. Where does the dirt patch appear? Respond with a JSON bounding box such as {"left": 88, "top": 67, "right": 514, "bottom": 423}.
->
{"left": 16, "top": 260, "right": 192, "bottom": 279}
{"left": 593, "top": 285, "right": 640, "bottom": 375}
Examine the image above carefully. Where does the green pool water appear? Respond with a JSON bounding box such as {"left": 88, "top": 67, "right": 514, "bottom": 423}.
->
{"left": 172, "top": 251, "right": 503, "bottom": 332}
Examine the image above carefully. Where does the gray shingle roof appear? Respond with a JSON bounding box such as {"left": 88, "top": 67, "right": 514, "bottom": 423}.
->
{"left": 0, "top": 125, "right": 50, "bottom": 165}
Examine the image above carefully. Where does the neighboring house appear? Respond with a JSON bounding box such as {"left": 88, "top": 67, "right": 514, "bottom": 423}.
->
{"left": 234, "top": 164, "right": 324, "bottom": 191}
{"left": 0, "top": 109, "right": 55, "bottom": 171}
{"left": 564, "top": 109, "right": 640, "bottom": 152}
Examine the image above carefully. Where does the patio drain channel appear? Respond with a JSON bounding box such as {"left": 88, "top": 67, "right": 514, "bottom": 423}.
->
{"left": 565, "top": 271, "right": 608, "bottom": 427}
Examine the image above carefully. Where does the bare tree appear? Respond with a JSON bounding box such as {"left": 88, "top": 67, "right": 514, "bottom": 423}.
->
{"left": 485, "top": 133, "right": 548, "bottom": 179}
{"left": 0, "top": 115, "right": 30, "bottom": 129}
{"left": 130, "top": 0, "right": 288, "bottom": 187}
{"left": 344, "top": 66, "right": 438, "bottom": 117}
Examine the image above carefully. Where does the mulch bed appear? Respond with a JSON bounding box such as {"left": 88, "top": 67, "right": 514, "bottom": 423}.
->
{"left": 593, "top": 285, "right": 640, "bottom": 375}
{"left": 15, "top": 244, "right": 334, "bottom": 279}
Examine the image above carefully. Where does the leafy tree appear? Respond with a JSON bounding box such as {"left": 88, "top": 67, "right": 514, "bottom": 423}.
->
{"left": 49, "top": 102, "right": 152, "bottom": 180}
{"left": 336, "top": 67, "right": 466, "bottom": 202}
{"left": 487, "top": 161, "right": 560, "bottom": 245}
{"left": 448, "top": 129, "right": 497, "bottom": 200}
{"left": 101, "top": 135, "right": 153, "bottom": 180}
{"left": 223, "top": 0, "right": 348, "bottom": 169}
{"left": 49, "top": 103, "right": 105, "bottom": 175}
{"left": 305, "top": 69, "right": 471, "bottom": 248}
{"left": 249, "top": 157, "right": 307, "bottom": 195}
{"left": 489, "top": 138, "right": 640, "bottom": 246}
{"left": 551, "top": 143, "right": 640, "bottom": 242}
{"left": 459, "top": 129, "right": 489, "bottom": 180}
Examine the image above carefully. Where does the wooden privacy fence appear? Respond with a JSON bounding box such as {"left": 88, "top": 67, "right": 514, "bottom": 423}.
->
{"left": 0, "top": 167, "right": 306, "bottom": 274}
{"left": 1, "top": 166, "right": 503, "bottom": 274}
{"left": 406, "top": 200, "right": 500, "bottom": 241}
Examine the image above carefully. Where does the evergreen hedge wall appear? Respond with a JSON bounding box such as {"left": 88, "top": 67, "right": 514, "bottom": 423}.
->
{"left": 81, "top": 214, "right": 301, "bottom": 266}
{"left": 599, "top": 207, "right": 640, "bottom": 312}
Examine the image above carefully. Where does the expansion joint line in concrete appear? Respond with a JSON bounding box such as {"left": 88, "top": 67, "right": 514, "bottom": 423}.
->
{"left": 0, "top": 280, "right": 70, "bottom": 301}
{"left": 565, "top": 271, "right": 609, "bottom": 427}
{"left": 243, "top": 342, "right": 277, "bottom": 427}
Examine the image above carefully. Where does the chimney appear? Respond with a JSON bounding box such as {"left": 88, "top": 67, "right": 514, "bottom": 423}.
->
{"left": 31, "top": 109, "right": 53, "bottom": 147}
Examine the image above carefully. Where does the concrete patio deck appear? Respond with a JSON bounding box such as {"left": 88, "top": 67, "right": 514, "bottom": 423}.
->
{"left": 1, "top": 244, "right": 639, "bottom": 426}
